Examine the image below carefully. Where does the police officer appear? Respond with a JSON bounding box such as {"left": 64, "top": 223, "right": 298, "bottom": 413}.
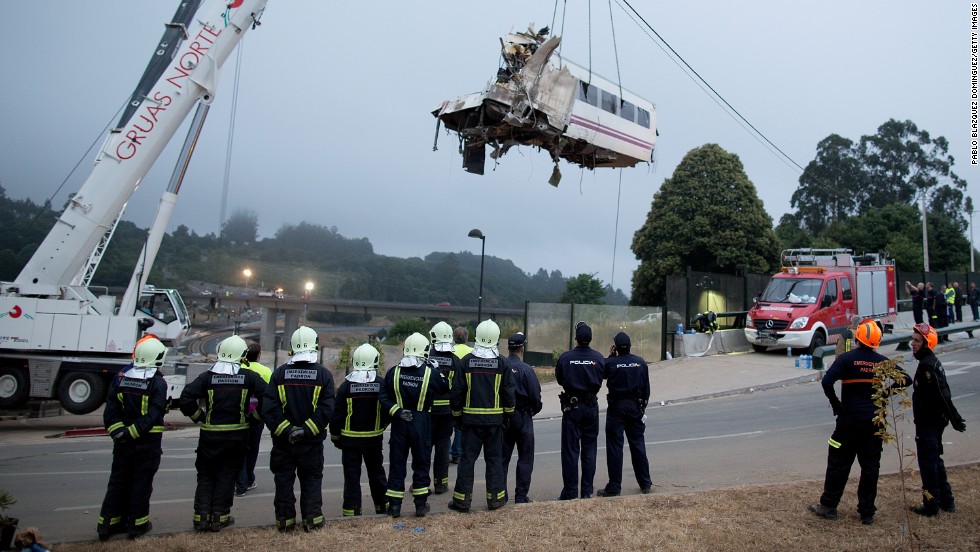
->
{"left": 380, "top": 333, "right": 448, "bottom": 518}
{"left": 97, "top": 337, "right": 169, "bottom": 541}
{"left": 261, "top": 326, "right": 335, "bottom": 533}
{"left": 329, "top": 343, "right": 390, "bottom": 517}
{"left": 909, "top": 323, "right": 967, "bottom": 516}
{"left": 428, "top": 321, "right": 461, "bottom": 495}
{"left": 448, "top": 320, "right": 516, "bottom": 513}
{"left": 236, "top": 342, "right": 272, "bottom": 497}
{"left": 810, "top": 320, "right": 909, "bottom": 525}
{"left": 597, "top": 332, "right": 652, "bottom": 497}
{"left": 179, "top": 335, "right": 267, "bottom": 532}
{"left": 501, "top": 332, "right": 542, "bottom": 504}
{"left": 555, "top": 321, "right": 605, "bottom": 500}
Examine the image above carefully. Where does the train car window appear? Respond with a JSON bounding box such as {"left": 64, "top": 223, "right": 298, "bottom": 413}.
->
{"left": 601, "top": 90, "right": 618, "bottom": 114}
{"left": 637, "top": 108, "right": 650, "bottom": 128}
{"left": 578, "top": 81, "right": 598, "bottom": 106}
{"left": 620, "top": 100, "right": 636, "bottom": 122}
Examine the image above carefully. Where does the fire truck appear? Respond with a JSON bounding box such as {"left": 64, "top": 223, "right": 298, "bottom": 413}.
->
{"left": 0, "top": 0, "right": 267, "bottom": 414}
{"left": 745, "top": 248, "right": 897, "bottom": 354}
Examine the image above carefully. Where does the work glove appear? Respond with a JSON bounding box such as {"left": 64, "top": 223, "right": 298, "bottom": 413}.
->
{"left": 111, "top": 431, "right": 129, "bottom": 444}
{"left": 952, "top": 417, "right": 967, "bottom": 433}
{"left": 830, "top": 400, "right": 842, "bottom": 417}
{"left": 398, "top": 410, "right": 414, "bottom": 423}
{"left": 330, "top": 435, "right": 343, "bottom": 450}
{"left": 288, "top": 427, "right": 306, "bottom": 445}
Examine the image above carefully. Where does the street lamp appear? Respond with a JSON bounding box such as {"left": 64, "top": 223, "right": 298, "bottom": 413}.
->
{"left": 304, "top": 281, "right": 314, "bottom": 323}
{"left": 243, "top": 267, "right": 252, "bottom": 296}
{"left": 468, "top": 228, "right": 485, "bottom": 325}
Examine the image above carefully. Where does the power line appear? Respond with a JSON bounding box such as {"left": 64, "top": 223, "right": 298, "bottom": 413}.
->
{"left": 616, "top": 0, "right": 808, "bottom": 175}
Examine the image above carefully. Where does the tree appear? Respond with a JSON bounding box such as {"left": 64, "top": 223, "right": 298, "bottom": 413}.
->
{"left": 559, "top": 273, "right": 605, "bottom": 304}
{"left": 790, "top": 134, "right": 863, "bottom": 235}
{"left": 631, "top": 144, "right": 779, "bottom": 306}
{"left": 221, "top": 208, "right": 259, "bottom": 244}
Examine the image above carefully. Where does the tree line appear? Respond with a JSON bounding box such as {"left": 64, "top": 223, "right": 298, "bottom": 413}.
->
{"left": 630, "top": 119, "right": 972, "bottom": 305}
{"left": 0, "top": 189, "right": 627, "bottom": 308}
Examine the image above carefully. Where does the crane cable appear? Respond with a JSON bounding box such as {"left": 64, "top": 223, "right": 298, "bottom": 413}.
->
{"left": 219, "top": 38, "right": 245, "bottom": 228}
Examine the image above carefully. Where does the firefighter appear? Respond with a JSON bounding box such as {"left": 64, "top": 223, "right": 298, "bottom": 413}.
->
{"left": 379, "top": 332, "right": 448, "bottom": 518}
{"left": 448, "top": 320, "right": 516, "bottom": 513}
{"left": 261, "top": 326, "right": 335, "bottom": 533}
{"left": 329, "top": 343, "right": 390, "bottom": 517}
{"left": 810, "top": 320, "right": 910, "bottom": 525}
{"left": 236, "top": 342, "right": 272, "bottom": 497}
{"left": 97, "top": 337, "right": 169, "bottom": 541}
{"left": 597, "top": 332, "right": 652, "bottom": 497}
{"left": 555, "top": 321, "right": 605, "bottom": 500}
{"left": 501, "top": 332, "right": 542, "bottom": 504}
{"left": 179, "top": 335, "right": 267, "bottom": 532}
{"left": 909, "top": 323, "right": 967, "bottom": 516}
{"left": 450, "top": 326, "right": 472, "bottom": 463}
{"left": 428, "top": 321, "right": 461, "bottom": 495}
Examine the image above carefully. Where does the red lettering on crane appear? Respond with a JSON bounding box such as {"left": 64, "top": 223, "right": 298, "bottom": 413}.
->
{"left": 8, "top": 305, "right": 22, "bottom": 318}
{"left": 227, "top": 0, "right": 244, "bottom": 8}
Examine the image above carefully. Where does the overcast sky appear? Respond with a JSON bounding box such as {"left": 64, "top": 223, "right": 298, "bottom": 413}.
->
{"left": 0, "top": 2, "right": 974, "bottom": 296}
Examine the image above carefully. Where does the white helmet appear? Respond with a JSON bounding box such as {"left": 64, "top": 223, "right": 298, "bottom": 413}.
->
{"left": 352, "top": 343, "right": 380, "bottom": 371}
{"left": 134, "top": 338, "right": 168, "bottom": 368}
{"left": 430, "top": 321, "right": 454, "bottom": 344}
{"left": 217, "top": 335, "right": 249, "bottom": 364}
{"left": 403, "top": 332, "right": 431, "bottom": 358}
{"left": 290, "top": 326, "right": 319, "bottom": 354}
{"left": 475, "top": 319, "right": 500, "bottom": 348}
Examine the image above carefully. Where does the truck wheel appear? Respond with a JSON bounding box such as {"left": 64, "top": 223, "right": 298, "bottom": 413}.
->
{"left": 57, "top": 372, "right": 107, "bottom": 415}
{"left": 751, "top": 344, "right": 768, "bottom": 353}
{"left": 807, "top": 332, "right": 826, "bottom": 355}
{"left": 0, "top": 366, "right": 30, "bottom": 409}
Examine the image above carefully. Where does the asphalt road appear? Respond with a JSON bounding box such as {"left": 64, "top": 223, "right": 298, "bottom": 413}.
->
{"left": 1, "top": 348, "right": 977, "bottom": 544}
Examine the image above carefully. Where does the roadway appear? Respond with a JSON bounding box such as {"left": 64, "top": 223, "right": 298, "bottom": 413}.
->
{"left": 0, "top": 346, "right": 977, "bottom": 544}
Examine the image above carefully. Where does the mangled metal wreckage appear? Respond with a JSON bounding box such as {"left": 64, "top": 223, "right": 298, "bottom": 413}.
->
{"left": 432, "top": 27, "right": 657, "bottom": 186}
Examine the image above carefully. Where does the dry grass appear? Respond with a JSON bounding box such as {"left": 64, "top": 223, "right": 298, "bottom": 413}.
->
{"left": 61, "top": 464, "right": 980, "bottom": 552}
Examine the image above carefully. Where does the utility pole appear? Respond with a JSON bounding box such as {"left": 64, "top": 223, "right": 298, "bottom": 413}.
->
{"left": 921, "top": 188, "right": 930, "bottom": 272}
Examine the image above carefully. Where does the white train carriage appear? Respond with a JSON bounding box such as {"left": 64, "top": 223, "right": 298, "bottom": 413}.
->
{"left": 433, "top": 29, "right": 656, "bottom": 185}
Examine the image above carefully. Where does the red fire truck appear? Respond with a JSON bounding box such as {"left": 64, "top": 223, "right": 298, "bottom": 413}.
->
{"left": 745, "top": 248, "right": 897, "bottom": 354}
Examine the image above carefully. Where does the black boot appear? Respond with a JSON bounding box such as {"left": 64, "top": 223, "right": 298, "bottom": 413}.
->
{"left": 127, "top": 521, "right": 152, "bottom": 539}
{"left": 387, "top": 502, "right": 402, "bottom": 518}
{"left": 276, "top": 517, "right": 296, "bottom": 533}
{"left": 415, "top": 502, "right": 431, "bottom": 517}
{"left": 303, "top": 515, "right": 325, "bottom": 532}
{"left": 193, "top": 512, "right": 210, "bottom": 531}
{"left": 210, "top": 513, "right": 234, "bottom": 532}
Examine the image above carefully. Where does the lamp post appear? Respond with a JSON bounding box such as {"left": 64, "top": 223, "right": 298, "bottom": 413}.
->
{"left": 243, "top": 267, "right": 252, "bottom": 296}
{"left": 468, "top": 228, "right": 485, "bottom": 325}
{"left": 304, "top": 281, "right": 314, "bottom": 323}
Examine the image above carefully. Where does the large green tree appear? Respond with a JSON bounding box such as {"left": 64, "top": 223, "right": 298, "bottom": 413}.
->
{"left": 631, "top": 144, "right": 779, "bottom": 305}
{"left": 559, "top": 273, "right": 605, "bottom": 304}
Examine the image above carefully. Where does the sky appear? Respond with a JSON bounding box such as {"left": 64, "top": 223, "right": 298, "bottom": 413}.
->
{"left": 0, "top": 2, "right": 975, "bottom": 296}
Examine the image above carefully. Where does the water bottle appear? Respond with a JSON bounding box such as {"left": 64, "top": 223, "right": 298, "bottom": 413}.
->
{"left": 803, "top": 354, "right": 812, "bottom": 370}
{"left": 794, "top": 356, "right": 800, "bottom": 368}
{"left": 786, "top": 347, "right": 792, "bottom": 357}
{"left": 676, "top": 323, "right": 684, "bottom": 335}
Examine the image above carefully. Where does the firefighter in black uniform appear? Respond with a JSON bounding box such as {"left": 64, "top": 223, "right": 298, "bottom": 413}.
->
{"left": 501, "top": 332, "right": 542, "bottom": 504}
{"left": 428, "top": 321, "right": 461, "bottom": 495}
{"left": 261, "top": 326, "right": 335, "bottom": 532}
{"left": 909, "top": 323, "right": 967, "bottom": 516}
{"left": 329, "top": 343, "right": 390, "bottom": 517}
{"left": 179, "top": 335, "right": 267, "bottom": 532}
{"left": 597, "top": 332, "right": 652, "bottom": 497}
{"left": 555, "top": 321, "right": 605, "bottom": 500}
{"left": 379, "top": 332, "right": 448, "bottom": 518}
{"left": 97, "top": 337, "right": 169, "bottom": 541}
{"left": 810, "top": 320, "right": 910, "bottom": 525}
{"left": 448, "top": 320, "right": 516, "bottom": 513}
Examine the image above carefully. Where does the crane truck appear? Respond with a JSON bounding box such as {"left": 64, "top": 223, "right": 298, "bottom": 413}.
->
{"left": 0, "top": 0, "right": 268, "bottom": 414}
{"left": 745, "top": 248, "right": 897, "bottom": 354}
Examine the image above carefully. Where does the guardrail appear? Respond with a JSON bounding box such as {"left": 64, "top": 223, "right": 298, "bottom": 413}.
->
{"left": 812, "top": 322, "right": 980, "bottom": 370}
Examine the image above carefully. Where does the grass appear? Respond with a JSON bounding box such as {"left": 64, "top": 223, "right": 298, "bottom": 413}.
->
{"left": 60, "top": 464, "right": 980, "bottom": 551}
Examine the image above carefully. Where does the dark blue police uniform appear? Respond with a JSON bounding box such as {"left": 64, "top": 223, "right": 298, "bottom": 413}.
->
{"left": 555, "top": 322, "right": 605, "bottom": 500}
{"left": 502, "top": 335, "right": 542, "bottom": 503}
{"left": 599, "top": 332, "right": 652, "bottom": 496}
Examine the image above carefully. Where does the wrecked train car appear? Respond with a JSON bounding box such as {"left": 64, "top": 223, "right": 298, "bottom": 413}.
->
{"left": 432, "top": 27, "right": 657, "bottom": 186}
